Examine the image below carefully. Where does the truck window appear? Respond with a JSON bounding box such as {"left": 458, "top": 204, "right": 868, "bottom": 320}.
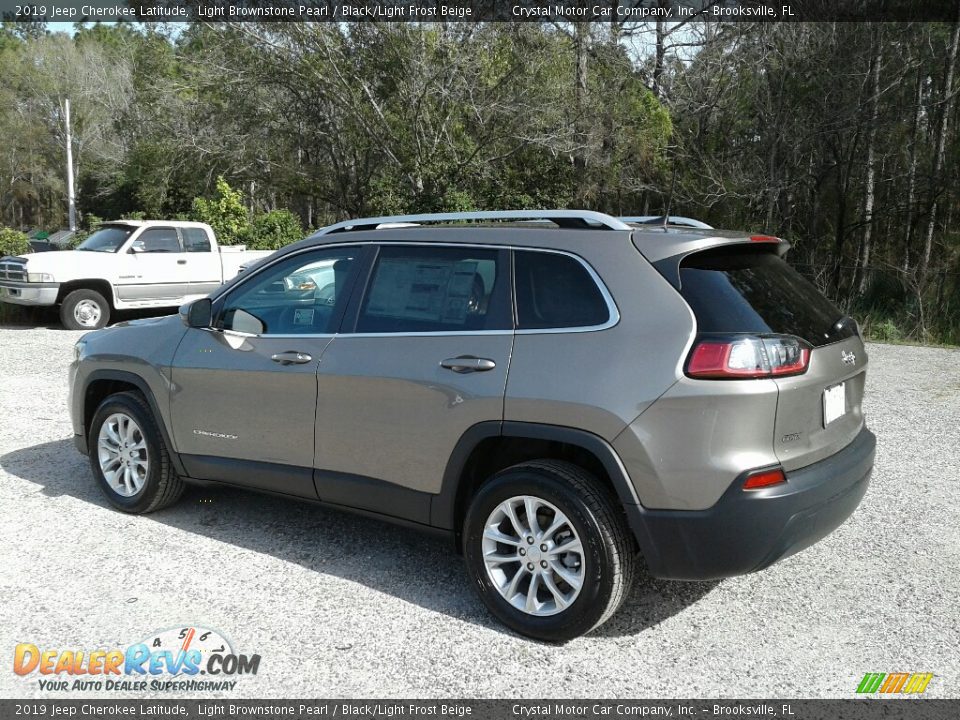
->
{"left": 136, "top": 228, "right": 182, "bottom": 253}
{"left": 182, "top": 228, "right": 212, "bottom": 253}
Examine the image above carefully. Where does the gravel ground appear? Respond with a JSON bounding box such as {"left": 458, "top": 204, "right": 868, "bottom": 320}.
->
{"left": 1, "top": 326, "right": 958, "bottom": 699}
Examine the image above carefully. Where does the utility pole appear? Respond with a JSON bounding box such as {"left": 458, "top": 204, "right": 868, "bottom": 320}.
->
{"left": 65, "top": 98, "right": 77, "bottom": 231}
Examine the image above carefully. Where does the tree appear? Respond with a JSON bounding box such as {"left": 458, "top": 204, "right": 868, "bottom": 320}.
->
{"left": 191, "top": 177, "right": 250, "bottom": 245}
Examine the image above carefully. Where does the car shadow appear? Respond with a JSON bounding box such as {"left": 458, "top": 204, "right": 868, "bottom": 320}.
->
{"left": 1, "top": 438, "right": 717, "bottom": 642}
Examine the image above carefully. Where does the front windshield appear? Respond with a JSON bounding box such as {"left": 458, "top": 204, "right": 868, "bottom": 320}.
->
{"left": 76, "top": 225, "right": 135, "bottom": 253}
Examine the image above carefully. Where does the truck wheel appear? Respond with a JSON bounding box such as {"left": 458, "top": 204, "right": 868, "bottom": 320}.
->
{"left": 463, "top": 460, "right": 637, "bottom": 642}
{"left": 61, "top": 289, "right": 110, "bottom": 330}
{"left": 88, "top": 391, "right": 185, "bottom": 514}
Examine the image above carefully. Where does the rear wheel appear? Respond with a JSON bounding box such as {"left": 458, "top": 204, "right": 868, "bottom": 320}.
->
{"left": 463, "top": 460, "right": 637, "bottom": 641}
{"left": 61, "top": 289, "right": 110, "bottom": 330}
{"left": 88, "top": 391, "right": 184, "bottom": 513}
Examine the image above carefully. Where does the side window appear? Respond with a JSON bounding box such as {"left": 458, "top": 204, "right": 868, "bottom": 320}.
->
{"left": 135, "top": 228, "right": 182, "bottom": 253}
{"left": 514, "top": 250, "right": 610, "bottom": 329}
{"left": 356, "top": 246, "right": 508, "bottom": 333}
{"left": 219, "top": 246, "right": 359, "bottom": 335}
{"left": 182, "top": 228, "right": 212, "bottom": 253}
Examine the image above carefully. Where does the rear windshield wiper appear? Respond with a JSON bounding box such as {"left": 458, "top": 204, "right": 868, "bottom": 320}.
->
{"left": 832, "top": 315, "right": 858, "bottom": 337}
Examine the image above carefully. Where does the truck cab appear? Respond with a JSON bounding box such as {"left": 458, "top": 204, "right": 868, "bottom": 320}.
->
{"left": 0, "top": 220, "right": 272, "bottom": 329}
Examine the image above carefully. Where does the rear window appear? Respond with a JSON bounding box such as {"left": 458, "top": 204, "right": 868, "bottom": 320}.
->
{"left": 678, "top": 248, "right": 854, "bottom": 347}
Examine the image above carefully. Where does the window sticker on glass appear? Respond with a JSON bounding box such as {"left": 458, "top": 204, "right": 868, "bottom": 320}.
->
{"left": 365, "top": 258, "right": 479, "bottom": 325}
{"left": 293, "top": 308, "right": 315, "bottom": 325}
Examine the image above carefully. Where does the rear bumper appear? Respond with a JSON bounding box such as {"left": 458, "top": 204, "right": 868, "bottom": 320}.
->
{"left": 627, "top": 425, "right": 876, "bottom": 580}
{"left": 0, "top": 281, "right": 59, "bottom": 306}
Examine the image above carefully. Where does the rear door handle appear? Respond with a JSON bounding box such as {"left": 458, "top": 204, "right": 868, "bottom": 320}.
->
{"left": 271, "top": 351, "right": 313, "bottom": 365}
{"left": 440, "top": 356, "right": 496, "bottom": 373}
{"left": 177, "top": 259, "right": 187, "bottom": 265}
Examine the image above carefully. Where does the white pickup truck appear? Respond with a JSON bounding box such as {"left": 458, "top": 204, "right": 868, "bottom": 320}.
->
{"left": 0, "top": 220, "right": 273, "bottom": 329}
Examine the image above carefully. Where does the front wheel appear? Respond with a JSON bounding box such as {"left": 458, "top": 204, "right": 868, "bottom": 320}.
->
{"left": 88, "top": 391, "right": 184, "bottom": 513}
{"left": 61, "top": 289, "right": 110, "bottom": 330}
{"left": 463, "top": 460, "right": 637, "bottom": 642}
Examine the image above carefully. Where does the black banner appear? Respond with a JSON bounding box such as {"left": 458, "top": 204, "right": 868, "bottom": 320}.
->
{"left": 2, "top": 0, "right": 960, "bottom": 24}
{"left": 0, "top": 700, "right": 957, "bottom": 720}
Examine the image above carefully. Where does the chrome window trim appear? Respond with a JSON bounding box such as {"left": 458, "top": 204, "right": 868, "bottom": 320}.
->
{"left": 210, "top": 241, "right": 619, "bottom": 339}
{"left": 340, "top": 330, "right": 515, "bottom": 338}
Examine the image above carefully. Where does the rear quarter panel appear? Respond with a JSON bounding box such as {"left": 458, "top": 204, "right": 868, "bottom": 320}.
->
{"left": 612, "top": 377, "right": 781, "bottom": 510}
{"left": 504, "top": 238, "right": 693, "bottom": 442}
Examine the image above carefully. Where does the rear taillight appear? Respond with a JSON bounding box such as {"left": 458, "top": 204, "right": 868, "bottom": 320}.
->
{"left": 742, "top": 467, "right": 787, "bottom": 490}
{"left": 686, "top": 335, "right": 810, "bottom": 379}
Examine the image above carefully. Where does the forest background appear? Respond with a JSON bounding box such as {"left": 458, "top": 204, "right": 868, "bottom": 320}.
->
{"left": 1, "top": 20, "right": 958, "bottom": 343}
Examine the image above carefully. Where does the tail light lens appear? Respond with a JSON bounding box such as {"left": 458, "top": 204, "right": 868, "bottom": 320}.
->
{"left": 687, "top": 335, "right": 810, "bottom": 379}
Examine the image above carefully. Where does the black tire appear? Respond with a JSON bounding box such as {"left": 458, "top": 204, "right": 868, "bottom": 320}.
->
{"left": 60, "top": 289, "right": 110, "bottom": 330}
{"left": 463, "top": 460, "right": 637, "bottom": 642}
{"left": 88, "top": 391, "right": 185, "bottom": 514}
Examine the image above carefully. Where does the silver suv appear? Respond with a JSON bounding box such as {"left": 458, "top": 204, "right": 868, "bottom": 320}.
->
{"left": 68, "top": 210, "right": 875, "bottom": 641}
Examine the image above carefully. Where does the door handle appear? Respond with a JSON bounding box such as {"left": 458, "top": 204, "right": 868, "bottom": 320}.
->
{"left": 271, "top": 351, "right": 313, "bottom": 365}
{"left": 177, "top": 259, "right": 187, "bottom": 265}
{"left": 440, "top": 356, "right": 496, "bottom": 373}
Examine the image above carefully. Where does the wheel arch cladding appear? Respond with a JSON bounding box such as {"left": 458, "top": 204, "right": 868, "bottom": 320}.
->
{"left": 431, "top": 421, "right": 642, "bottom": 542}
{"left": 81, "top": 370, "right": 187, "bottom": 477}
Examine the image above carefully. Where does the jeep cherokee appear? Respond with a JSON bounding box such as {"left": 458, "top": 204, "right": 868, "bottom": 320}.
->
{"left": 68, "top": 210, "right": 875, "bottom": 641}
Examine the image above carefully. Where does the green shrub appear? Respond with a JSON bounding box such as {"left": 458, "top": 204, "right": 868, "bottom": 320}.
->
{"left": 868, "top": 318, "right": 903, "bottom": 343}
{"left": 68, "top": 231, "right": 89, "bottom": 249}
{"left": 248, "top": 209, "right": 304, "bottom": 250}
{"left": 190, "top": 176, "right": 250, "bottom": 245}
{"left": 0, "top": 227, "right": 30, "bottom": 258}
{"left": 83, "top": 213, "right": 103, "bottom": 231}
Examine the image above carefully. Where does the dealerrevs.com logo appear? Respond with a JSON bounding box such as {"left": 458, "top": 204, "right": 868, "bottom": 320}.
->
{"left": 13, "top": 626, "right": 260, "bottom": 692}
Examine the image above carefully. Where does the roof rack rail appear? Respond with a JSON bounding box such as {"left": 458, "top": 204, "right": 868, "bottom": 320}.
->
{"left": 314, "top": 210, "right": 633, "bottom": 235}
{"left": 621, "top": 216, "right": 713, "bottom": 230}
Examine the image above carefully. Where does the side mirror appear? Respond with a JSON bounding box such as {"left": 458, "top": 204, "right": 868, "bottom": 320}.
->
{"left": 180, "top": 298, "right": 212, "bottom": 328}
{"left": 130, "top": 240, "right": 145, "bottom": 253}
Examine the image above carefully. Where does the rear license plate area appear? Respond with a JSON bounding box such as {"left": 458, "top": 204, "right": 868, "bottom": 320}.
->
{"left": 823, "top": 382, "right": 847, "bottom": 426}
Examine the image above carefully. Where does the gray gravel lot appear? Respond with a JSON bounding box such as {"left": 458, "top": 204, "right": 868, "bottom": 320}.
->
{"left": 1, "top": 325, "right": 958, "bottom": 699}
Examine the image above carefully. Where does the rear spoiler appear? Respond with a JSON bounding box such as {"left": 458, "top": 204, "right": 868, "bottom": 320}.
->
{"left": 650, "top": 236, "right": 791, "bottom": 290}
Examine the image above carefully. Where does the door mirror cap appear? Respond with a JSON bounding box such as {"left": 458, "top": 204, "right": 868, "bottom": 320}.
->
{"left": 180, "top": 298, "right": 212, "bottom": 328}
{"left": 129, "top": 240, "right": 145, "bottom": 253}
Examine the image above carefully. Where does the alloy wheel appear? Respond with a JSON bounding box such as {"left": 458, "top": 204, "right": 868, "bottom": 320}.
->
{"left": 97, "top": 412, "right": 149, "bottom": 497}
{"left": 481, "top": 495, "right": 585, "bottom": 616}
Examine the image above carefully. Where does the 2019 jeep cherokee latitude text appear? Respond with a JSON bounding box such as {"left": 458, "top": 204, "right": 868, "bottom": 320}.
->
{"left": 68, "top": 210, "right": 875, "bottom": 641}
